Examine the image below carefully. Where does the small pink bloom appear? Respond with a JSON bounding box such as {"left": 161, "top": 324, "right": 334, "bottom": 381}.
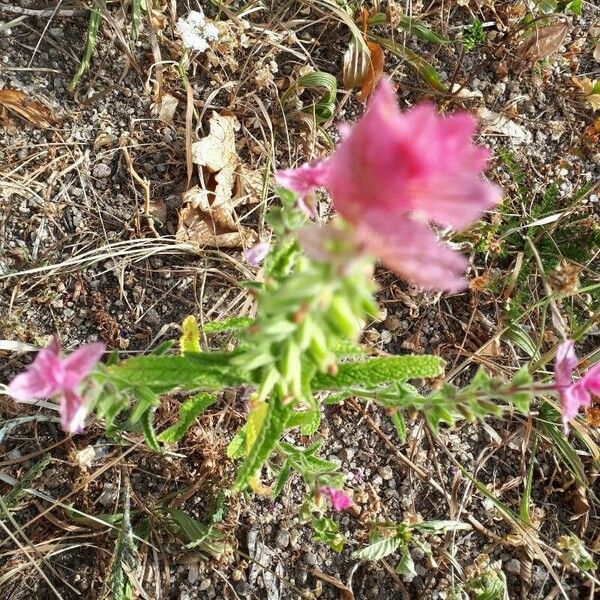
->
{"left": 319, "top": 486, "right": 353, "bottom": 511}
{"left": 7, "top": 337, "right": 105, "bottom": 433}
{"left": 554, "top": 340, "right": 600, "bottom": 430}
{"left": 245, "top": 242, "right": 270, "bottom": 267}
{"left": 276, "top": 79, "right": 501, "bottom": 291}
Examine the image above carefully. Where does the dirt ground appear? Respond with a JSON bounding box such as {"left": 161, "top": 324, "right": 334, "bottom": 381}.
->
{"left": 0, "top": 1, "right": 599, "bottom": 599}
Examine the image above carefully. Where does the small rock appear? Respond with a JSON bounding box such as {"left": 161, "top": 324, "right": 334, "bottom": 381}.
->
{"left": 97, "top": 484, "right": 118, "bottom": 507}
{"left": 275, "top": 529, "right": 290, "bottom": 549}
{"left": 378, "top": 465, "right": 394, "bottom": 480}
{"left": 506, "top": 559, "right": 521, "bottom": 575}
{"left": 295, "top": 568, "right": 308, "bottom": 585}
{"left": 234, "top": 579, "right": 254, "bottom": 597}
{"left": 198, "top": 578, "right": 211, "bottom": 591}
{"left": 383, "top": 314, "right": 402, "bottom": 331}
{"left": 93, "top": 163, "right": 112, "bottom": 178}
{"left": 289, "top": 528, "right": 300, "bottom": 548}
{"left": 303, "top": 551, "right": 318, "bottom": 566}
{"left": 337, "top": 447, "right": 355, "bottom": 462}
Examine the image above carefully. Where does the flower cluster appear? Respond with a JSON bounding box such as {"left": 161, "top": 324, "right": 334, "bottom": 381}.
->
{"left": 7, "top": 338, "right": 104, "bottom": 433}
{"left": 176, "top": 10, "right": 219, "bottom": 54}
{"left": 277, "top": 79, "right": 501, "bottom": 291}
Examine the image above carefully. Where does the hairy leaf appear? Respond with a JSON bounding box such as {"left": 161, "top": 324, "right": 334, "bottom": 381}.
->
{"left": 106, "top": 353, "right": 249, "bottom": 393}
{"left": 180, "top": 315, "right": 201, "bottom": 355}
{"left": 353, "top": 534, "right": 403, "bottom": 561}
{"left": 158, "top": 392, "right": 218, "bottom": 443}
{"left": 232, "top": 395, "right": 294, "bottom": 491}
{"left": 313, "top": 355, "right": 445, "bottom": 390}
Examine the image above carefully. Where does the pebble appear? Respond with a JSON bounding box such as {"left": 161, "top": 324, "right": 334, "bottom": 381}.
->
{"left": 337, "top": 447, "right": 355, "bottom": 462}
{"left": 378, "top": 465, "right": 394, "bottom": 480}
{"left": 506, "top": 559, "right": 521, "bottom": 575}
{"left": 275, "top": 529, "right": 290, "bottom": 548}
{"left": 198, "top": 578, "right": 211, "bottom": 591}
{"left": 303, "top": 551, "right": 318, "bottom": 566}
{"left": 92, "top": 163, "right": 112, "bottom": 178}
{"left": 289, "top": 528, "right": 300, "bottom": 548}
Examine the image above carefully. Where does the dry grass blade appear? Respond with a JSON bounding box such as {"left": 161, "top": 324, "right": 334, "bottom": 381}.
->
{"left": 343, "top": 36, "right": 371, "bottom": 90}
{"left": 357, "top": 42, "right": 384, "bottom": 103}
{"left": 518, "top": 22, "right": 568, "bottom": 64}
{"left": 0, "top": 88, "right": 57, "bottom": 128}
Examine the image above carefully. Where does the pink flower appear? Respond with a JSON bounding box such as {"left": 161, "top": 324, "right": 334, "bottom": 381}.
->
{"left": 319, "top": 486, "right": 353, "bottom": 511}
{"left": 245, "top": 242, "right": 270, "bottom": 267}
{"left": 7, "top": 337, "right": 105, "bottom": 433}
{"left": 276, "top": 79, "right": 501, "bottom": 291}
{"left": 554, "top": 340, "right": 600, "bottom": 430}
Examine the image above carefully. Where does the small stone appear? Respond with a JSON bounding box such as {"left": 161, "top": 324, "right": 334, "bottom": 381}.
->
{"left": 303, "top": 551, "right": 318, "bottom": 566}
{"left": 234, "top": 579, "right": 254, "bottom": 597}
{"left": 198, "top": 578, "right": 211, "bottom": 591}
{"left": 97, "top": 483, "right": 118, "bottom": 507}
{"left": 275, "top": 529, "right": 290, "bottom": 548}
{"left": 295, "top": 568, "right": 308, "bottom": 585}
{"left": 383, "top": 314, "right": 402, "bottom": 331}
{"left": 337, "top": 447, "right": 355, "bottom": 462}
{"left": 93, "top": 163, "right": 112, "bottom": 178}
{"left": 289, "top": 528, "right": 300, "bottom": 548}
{"left": 506, "top": 559, "right": 521, "bottom": 575}
{"left": 378, "top": 465, "right": 394, "bottom": 480}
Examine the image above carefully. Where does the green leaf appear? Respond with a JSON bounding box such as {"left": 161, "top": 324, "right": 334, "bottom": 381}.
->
{"left": 286, "top": 409, "right": 320, "bottom": 432}
{"left": 201, "top": 316, "right": 254, "bottom": 335}
{"left": 282, "top": 71, "right": 338, "bottom": 124}
{"left": 510, "top": 366, "right": 533, "bottom": 412}
{"left": 180, "top": 315, "right": 201, "bottom": 355}
{"left": 352, "top": 534, "right": 403, "bottom": 561}
{"left": 505, "top": 324, "right": 540, "bottom": 360}
{"left": 227, "top": 428, "right": 246, "bottom": 459}
{"left": 412, "top": 520, "right": 471, "bottom": 534}
{"left": 70, "top": 0, "right": 104, "bottom": 90}
{"left": 129, "top": 387, "right": 159, "bottom": 423}
{"left": 313, "top": 355, "right": 445, "bottom": 390}
{"left": 395, "top": 545, "right": 416, "bottom": 577}
{"left": 390, "top": 412, "right": 407, "bottom": 443}
{"left": 140, "top": 408, "right": 160, "bottom": 452}
{"left": 370, "top": 34, "right": 448, "bottom": 93}
{"left": 397, "top": 17, "right": 451, "bottom": 44}
{"left": 311, "top": 517, "right": 345, "bottom": 552}
{"left": 158, "top": 392, "right": 218, "bottom": 443}
{"left": 273, "top": 460, "right": 292, "bottom": 497}
{"left": 106, "top": 352, "right": 249, "bottom": 393}
{"left": 109, "top": 484, "right": 137, "bottom": 600}
{"left": 163, "top": 508, "right": 230, "bottom": 559}
{"left": 2, "top": 454, "right": 51, "bottom": 509}
{"left": 232, "top": 394, "right": 294, "bottom": 492}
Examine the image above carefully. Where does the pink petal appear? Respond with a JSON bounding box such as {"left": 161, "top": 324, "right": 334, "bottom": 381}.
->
{"left": 61, "top": 342, "right": 105, "bottom": 389}
{"left": 6, "top": 344, "right": 63, "bottom": 402}
{"left": 59, "top": 389, "right": 87, "bottom": 434}
{"left": 320, "top": 486, "right": 353, "bottom": 511}
{"left": 276, "top": 161, "right": 329, "bottom": 199}
{"left": 581, "top": 362, "right": 600, "bottom": 396}
{"left": 555, "top": 340, "right": 577, "bottom": 389}
{"left": 355, "top": 217, "right": 468, "bottom": 292}
{"left": 410, "top": 175, "right": 501, "bottom": 231}
{"left": 245, "top": 242, "right": 270, "bottom": 267}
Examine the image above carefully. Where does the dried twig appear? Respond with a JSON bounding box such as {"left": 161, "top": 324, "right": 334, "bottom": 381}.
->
{"left": 0, "top": 4, "right": 87, "bottom": 17}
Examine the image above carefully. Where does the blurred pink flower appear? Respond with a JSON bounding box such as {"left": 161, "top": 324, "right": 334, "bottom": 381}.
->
{"left": 554, "top": 340, "right": 600, "bottom": 430}
{"left": 7, "top": 337, "right": 105, "bottom": 434}
{"left": 245, "top": 242, "right": 270, "bottom": 267}
{"left": 276, "top": 79, "right": 501, "bottom": 291}
{"left": 319, "top": 486, "right": 352, "bottom": 511}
